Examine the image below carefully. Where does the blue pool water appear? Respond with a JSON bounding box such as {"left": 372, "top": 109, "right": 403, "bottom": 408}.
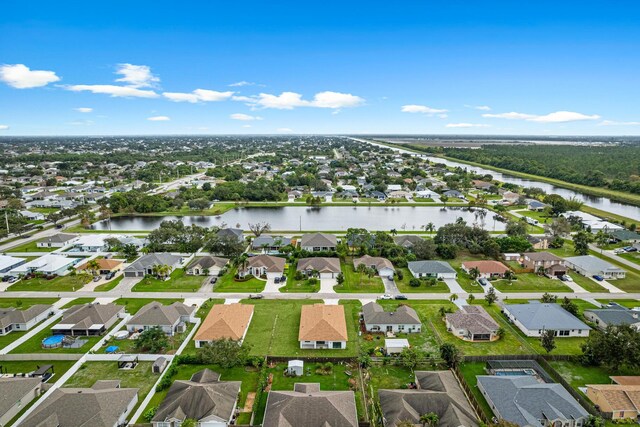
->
{"left": 42, "top": 335, "right": 64, "bottom": 346}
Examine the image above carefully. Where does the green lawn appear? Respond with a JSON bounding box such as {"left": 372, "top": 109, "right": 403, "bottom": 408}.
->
{"left": 491, "top": 273, "right": 574, "bottom": 293}
{"left": 94, "top": 275, "right": 123, "bottom": 292}
{"left": 214, "top": 267, "right": 265, "bottom": 292}
{"left": 550, "top": 360, "right": 637, "bottom": 391}
{"left": 114, "top": 297, "right": 182, "bottom": 314}
{"left": 0, "top": 297, "right": 58, "bottom": 308}
{"left": 280, "top": 262, "right": 319, "bottom": 293}
{"left": 595, "top": 299, "right": 640, "bottom": 308}
{"left": 567, "top": 272, "right": 609, "bottom": 292}
{"left": 109, "top": 322, "right": 195, "bottom": 355}
{"left": 458, "top": 361, "right": 496, "bottom": 420}
{"left": 6, "top": 241, "right": 57, "bottom": 253}
{"left": 241, "top": 299, "right": 360, "bottom": 357}
{"left": 131, "top": 268, "right": 205, "bottom": 292}
{"left": 7, "top": 274, "right": 91, "bottom": 292}
{"left": 60, "top": 297, "right": 95, "bottom": 309}
{"left": 139, "top": 363, "right": 261, "bottom": 424}
{"left": 333, "top": 259, "right": 385, "bottom": 293}
{"left": 64, "top": 361, "right": 157, "bottom": 418}
{"left": 11, "top": 325, "right": 106, "bottom": 354}
{"left": 394, "top": 267, "right": 450, "bottom": 293}
{"left": 618, "top": 251, "right": 640, "bottom": 266}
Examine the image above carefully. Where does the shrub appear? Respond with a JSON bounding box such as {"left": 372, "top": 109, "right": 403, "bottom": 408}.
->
{"left": 409, "top": 278, "right": 421, "bottom": 287}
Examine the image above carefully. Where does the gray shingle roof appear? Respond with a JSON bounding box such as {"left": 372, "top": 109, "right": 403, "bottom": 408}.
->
{"left": 477, "top": 375, "right": 588, "bottom": 426}
{"left": 504, "top": 303, "right": 591, "bottom": 331}
{"left": 297, "top": 257, "right": 341, "bottom": 274}
{"left": 187, "top": 256, "right": 228, "bottom": 270}
{"left": 362, "top": 302, "right": 421, "bottom": 326}
{"left": 584, "top": 308, "right": 640, "bottom": 327}
{"left": 564, "top": 255, "right": 624, "bottom": 274}
{"left": 127, "top": 301, "right": 194, "bottom": 327}
{"left": 445, "top": 305, "right": 499, "bottom": 335}
{"left": 37, "top": 233, "right": 77, "bottom": 244}
{"left": 125, "top": 253, "right": 182, "bottom": 273}
{"left": 0, "top": 377, "right": 42, "bottom": 418}
{"left": 55, "top": 303, "right": 123, "bottom": 331}
{"left": 251, "top": 235, "right": 291, "bottom": 248}
{"left": 300, "top": 232, "right": 337, "bottom": 248}
{"left": 408, "top": 260, "right": 456, "bottom": 275}
{"left": 0, "top": 304, "right": 52, "bottom": 329}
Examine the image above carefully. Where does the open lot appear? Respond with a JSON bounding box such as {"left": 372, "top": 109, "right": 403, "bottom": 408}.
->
{"left": 6, "top": 241, "right": 57, "bottom": 253}
{"left": 334, "top": 259, "right": 385, "bottom": 293}
{"left": 7, "top": 274, "right": 91, "bottom": 292}
{"left": 491, "top": 274, "right": 573, "bottom": 293}
{"left": 131, "top": 268, "right": 205, "bottom": 292}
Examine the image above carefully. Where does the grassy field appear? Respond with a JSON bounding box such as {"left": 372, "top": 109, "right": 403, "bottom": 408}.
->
{"left": 280, "top": 262, "right": 319, "bottom": 293}
{"left": 0, "top": 297, "right": 58, "bottom": 308}
{"left": 131, "top": 268, "right": 205, "bottom": 292}
{"left": 550, "top": 360, "right": 637, "bottom": 394}
{"left": 394, "top": 267, "right": 450, "bottom": 293}
{"left": 94, "top": 275, "right": 124, "bottom": 292}
{"left": 241, "top": 299, "right": 360, "bottom": 357}
{"left": 60, "top": 297, "right": 95, "bottom": 308}
{"left": 139, "top": 363, "right": 261, "bottom": 424}
{"left": 214, "top": 267, "right": 265, "bottom": 292}
{"left": 491, "top": 273, "right": 574, "bottom": 293}
{"left": 114, "top": 297, "right": 182, "bottom": 314}
{"left": 64, "top": 361, "right": 156, "bottom": 418}
{"left": 618, "top": 251, "right": 640, "bottom": 266}
{"left": 7, "top": 274, "right": 91, "bottom": 292}
{"left": 333, "top": 259, "right": 385, "bottom": 293}
{"left": 6, "top": 241, "right": 57, "bottom": 253}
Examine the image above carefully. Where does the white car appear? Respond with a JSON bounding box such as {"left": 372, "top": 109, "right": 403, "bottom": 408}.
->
{"left": 379, "top": 294, "right": 393, "bottom": 300}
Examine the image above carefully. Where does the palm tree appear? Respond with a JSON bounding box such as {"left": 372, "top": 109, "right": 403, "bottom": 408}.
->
{"left": 86, "top": 259, "right": 100, "bottom": 277}
{"left": 536, "top": 266, "right": 546, "bottom": 276}
{"left": 390, "top": 229, "right": 398, "bottom": 236}
{"left": 449, "top": 294, "right": 458, "bottom": 303}
{"left": 504, "top": 270, "right": 515, "bottom": 283}
{"left": 425, "top": 222, "right": 435, "bottom": 233}
{"left": 420, "top": 412, "right": 439, "bottom": 427}
{"left": 469, "top": 267, "right": 481, "bottom": 281}
{"left": 356, "top": 263, "right": 367, "bottom": 284}
{"left": 152, "top": 264, "right": 171, "bottom": 280}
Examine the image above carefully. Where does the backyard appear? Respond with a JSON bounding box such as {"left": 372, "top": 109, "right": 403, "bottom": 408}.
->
{"left": 131, "top": 268, "right": 205, "bottom": 292}
{"left": 6, "top": 241, "right": 57, "bottom": 253}
{"left": 7, "top": 274, "right": 91, "bottom": 292}
{"left": 114, "top": 297, "right": 183, "bottom": 314}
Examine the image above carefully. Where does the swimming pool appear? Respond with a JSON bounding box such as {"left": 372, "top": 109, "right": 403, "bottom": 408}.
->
{"left": 42, "top": 335, "right": 64, "bottom": 348}
{"left": 495, "top": 369, "right": 536, "bottom": 376}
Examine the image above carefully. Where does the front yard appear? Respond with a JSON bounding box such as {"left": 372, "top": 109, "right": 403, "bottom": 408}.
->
{"left": 214, "top": 267, "right": 265, "bottom": 292}
{"left": 490, "top": 273, "right": 573, "bottom": 293}
{"left": 114, "top": 297, "right": 183, "bottom": 314}
{"left": 7, "top": 274, "right": 91, "bottom": 292}
{"left": 333, "top": 259, "right": 385, "bottom": 293}
{"left": 280, "top": 262, "right": 319, "bottom": 293}
{"left": 131, "top": 268, "right": 205, "bottom": 292}
{"left": 394, "top": 267, "right": 450, "bottom": 293}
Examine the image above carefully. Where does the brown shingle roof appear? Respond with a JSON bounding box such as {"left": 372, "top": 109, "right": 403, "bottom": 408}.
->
{"left": 587, "top": 384, "right": 640, "bottom": 412}
{"left": 462, "top": 260, "right": 510, "bottom": 275}
{"left": 246, "top": 255, "right": 285, "bottom": 272}
{"left": 299, "top": 304, "right": 348, "bottom": 342}
{"left": 77, "top": 259, "right": 123, "bottom": 271}
{"left": 297, "top": 257, "right": 341, "bottom": 274}
{"left": 194, "top": 303, "right": 254, "bottom": 342}
{"left": 612, "top": 376, "right": 640, "bottom": 386}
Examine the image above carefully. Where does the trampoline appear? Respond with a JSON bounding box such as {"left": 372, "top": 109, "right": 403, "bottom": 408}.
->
{"left": 42, "top": 335, "right": 64, "bottom": 349}
{"left": 105, "top": 346, "right": 119, "bottom": 354}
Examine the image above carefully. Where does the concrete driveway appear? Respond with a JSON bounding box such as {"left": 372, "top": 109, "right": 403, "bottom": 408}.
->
{"left": 263, "top": 277, "right": 284, "bottom": 293}
{"left": 443, "top": 278, "right": 464, "bottom": 293}
{"left": 593, "top": 277, "right": 624, "bottom": 293}
{"left": 382, "top": 277, "right": 400, "bottom": 294}
{"left": 320, "top": 277, "right": 337, "bottom": 294}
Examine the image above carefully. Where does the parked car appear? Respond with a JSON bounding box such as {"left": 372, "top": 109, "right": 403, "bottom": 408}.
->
{"left": 105, "top": 272, "right": 115, "bottom": 280}
{"left": 478, "top": 278, "right": 490, "bottom": 286}
{"left": 55, "top": 224, "right": 64, "bottom": 229}
{"left": 7, "top": 276, "right": 17, "bottom": 283}
{"left": 249, "top": 294, "right": 264, "bottom": 299}
{"left": 592, "top": 275, "right": 604, "bottom": 281}
{"left": 624, "top": 246, "right": 638, "bottom": 252}
{"left": 394, "top": 295, "right": 408, "bottom": 300}
{"left": 559, "top": 274, "right": 573, "bottom": 282}
{"left": 379, "top": 294, "right": 393, "bottom": 300}
{"left": 209, "top": 277, "right": 217, "bottom": 284}
{"left": 274, "top": 277, "right": 280, "bottom": 284}
{"left": 280, "top": 276, "right": 286, "bottom": 282}
{"left": 614, "top": 248, "right": 625, "bottom": 254}
{"left": 92, "top": 276, "right": 101, "bottom": 282}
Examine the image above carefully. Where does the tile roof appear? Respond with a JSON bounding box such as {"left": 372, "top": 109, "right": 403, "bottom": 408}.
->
{"left": 128, "top": 301, "right": 195, "bottom": 327}
{"left": 194, "top": 303, "right": 254, "bottom": 342}
{"left": 299, "top": 304, "right": 348, "bottom": 342}
{"left": 445, "top": 305, "right": 499, "bottom": 335}
{"left": 462, "top": 260, "right": 510, "bottom": 274}
{"left": 297, "top": 257, "right": 341, "bottom": 274}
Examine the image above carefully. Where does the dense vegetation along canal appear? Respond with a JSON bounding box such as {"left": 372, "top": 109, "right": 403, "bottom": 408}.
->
{"left": 357, "top": 138, "right": 640, "bottom": 221}
{"left": 94, "top": 206, "right": 506, "bottom": 232}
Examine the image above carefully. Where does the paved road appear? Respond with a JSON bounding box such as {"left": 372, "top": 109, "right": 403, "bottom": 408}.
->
{"left": 589, "top": 244, "right": 640, "bottom": 271}
{"left": 0, "top": 217, "right": 82, "bottom": 252}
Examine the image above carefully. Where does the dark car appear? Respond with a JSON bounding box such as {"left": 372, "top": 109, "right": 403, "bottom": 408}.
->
{"left": 394, "top": 295, "right": 408, "bottom": 300}
{"left": 274, "top": 277, "right": 280, "bottom": 284}
{"left": 249, "top": 294, "right": 264, "bottom": 299}
{"left": 55, "top": 224, "right": 64, "bottom": 229}
{"left": 592, "top": 275, "right": 604, "bottom": 281}
{"left": 105, "top": 272, "right": 115, "bottom": 280}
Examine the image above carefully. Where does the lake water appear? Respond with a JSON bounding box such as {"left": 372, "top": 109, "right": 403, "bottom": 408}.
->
{"left": 94, "top": 206, "right": 506, "bottom": 232}
{"left": 359, "top": 138, "right": 640, "bottom": 221}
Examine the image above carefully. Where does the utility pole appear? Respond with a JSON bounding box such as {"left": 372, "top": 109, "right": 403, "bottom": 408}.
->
{"left": 5, "top": 210, "right": 9, "bottom": 236}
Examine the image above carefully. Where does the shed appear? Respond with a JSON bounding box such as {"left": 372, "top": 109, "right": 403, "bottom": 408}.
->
{"left": 117, "top": 355, "right": 138, "bottom": 370}
{"left": 287, "top": 360, "right": 304, "bottom": 376}
{"left": 153, "top": 357, "right": 168, "bottom": 374}
{"left": 385, "top": 338, "right": 410, "bottom": 354}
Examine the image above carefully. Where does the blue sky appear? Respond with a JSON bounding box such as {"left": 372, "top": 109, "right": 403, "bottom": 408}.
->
{"left": 1, "top": 1, "right": 639, "bottom": 135}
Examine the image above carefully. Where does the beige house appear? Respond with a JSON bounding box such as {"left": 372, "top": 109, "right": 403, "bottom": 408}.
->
{"left": 194, "top": 303, "right": 254, "bottom": 348}
{"left": 299, "top": 304, "right": 348, "bottom": 350}
{"left": 239, "top": 255, "right": 285, "bottom": 279}
{"left": 0, "top": 377, "right": 43, "bottom": 426}
{"left": 586, "top": 377, "right": 640, "bottom": 421}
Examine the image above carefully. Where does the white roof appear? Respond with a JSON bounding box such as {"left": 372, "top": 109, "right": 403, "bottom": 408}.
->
{"left": 288, "top": 360, "right": 304, "bottom": 367}
{"left": 387, "top": 184, "right": 402, "bottom": 191}
{"left": 74, "top": 234, "right": 112, "bottom": 247}
{"left": 0, "top": 255, "right": 25, "bottom": 270}
{"left": 503, "top": 253, "right": 521, "bottom": 257}
{"left": 385, "top": 338, "right": 410, "bottom": 347}
{"left": 12, "top": 254, "right": 76, "bottom": 274}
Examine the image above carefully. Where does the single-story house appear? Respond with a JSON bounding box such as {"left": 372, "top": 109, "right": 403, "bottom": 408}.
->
{"left": 20, "top": 210, "right": 45, "bottom": 221}
{"left": 461, "top": 260, "right": 510, "bottom": 278}
{"left": 503, "top": 302, "right": 591, "bottom": 337}
{"left": 52, "top": 303, "right": 124, "bottom": 336}
{"left": 501, "top": 191, "right": 521, "bottom": 205}
{"left": 384, "top": 338, "right": 410, "bottom": 355}
{"left": 299, "top": 304, "right": 348, "bottom": 350}
{"left": 127, "top": 301, "right": 196, "bottom": 336}
{"left": 123, "top": 253, "right": 183, "bottom": 278}
{"left": 251, "top": 235, "right": 291, "bottom": 253}
{"left": 263, "top": 383, "right": 357, "bottom": 427}
{"left": 0, "top": 304, "right": 54, "bottom": 336}
{"left": 217, "top": 228, "right": 244, "bottom": 243}
{"left": 472, "top": 180, "right": 493, "bottom": 190}
{"left": 565, "top": 255, "right": 626, "bottom": 280}
{"left": 503, "top": 253, "right": 521, "bottom": 261}
{"left": 297, "top": 257, "right": 341, "bottom": 279}
{"left": 445, "top": 305, "right": 500, "bottom": 341}
{"left": 152, "top": 369, "right": 241, "bottom": 427}
{"left": 0, "top": 377, "right": 43, "bottom": 426}
{"left": 586, "top": 380, "right": 640, "bottom": 421}
{"left": 194, "top": 303, "right": 254, "bottom": 348}
{"left": 379, "top": 371, "right": 479, "bottom": 427}
{"left": 393, "top": 235, "right": 423, "bottom": 249}
{"left": 0, "top": 255, "right": 26, "bottom": 277}
{"left": 443, "top": 189, "right": 464, "bottom": 199}
{"left": 11, "top": 254, "right": 81, "bottom": 276}
{"left": 186, "top": 256, "right": 228, "bottom": 276}
{"left": 76, "top": 258, "right": 123, "bottom": 275}
{"left": 239, "top": 254, "right": 285, "bottom": 279}
{"left": 36, "top": 233, "right": 78, "bottom": 248}
{"left": 353, "top": 255, "right": 395, "bottom": 278}
{"left": 583, "top": 305, "right": 640, "bottom": 331}
{"left": 522, "top": 252, "right": 567, "bottom": 276}
{"left": 362, "top": 302, "right": 421, "bottom": 334}
{"left": 407, "top": 260, "right": 457, "bottom": 279}
{"left": 607, "top": 229, "right": 640, "bottom": 243}
{"left": 477, "top": 375, "right": 589, "bottom": 427}
{"left": 71, "top": 234, "right": 111, "bottom": 252}
{"left": 299, "top": 232, "right": 338, "bottom": 252}
{"left": 527, "top": 199, "right": 549, "bottom": 211}
{"left": 21, "top": 381, "right": 139, "bottom": 427}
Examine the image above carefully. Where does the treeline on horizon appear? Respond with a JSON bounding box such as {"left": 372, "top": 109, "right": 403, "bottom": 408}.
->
{"left": 410, "top": 144, "right": 640, "bottom": 195}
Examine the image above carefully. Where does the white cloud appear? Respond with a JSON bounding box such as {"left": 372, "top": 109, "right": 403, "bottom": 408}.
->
{"left": 68, "top": 119, "right": 94, "bottom": 126}
{"left": 248, "top": 91, "right": 364, "bottom": 110}
{"left": 0, "top": 64, "right": 60, "bottom": 88}
{"left": 230, "top": 113, "right": 262, "bottom": 121}
{"left": 277, "top": 127, "right": 294, "bottom": 132}
{"left": 401, "top": 104, "right": 448, "bottom": 114}
{"left": 66, "top": 84, "right": 159, "bottom": 98}
{"left": 438, "top": 113, "right": 448, "bottom": 119}
{"left": 229, "top": 81, "right": 254, "bottom": 87}
{"left": 0, "top": 125, "right": 9, "bottom": 130}
{"left": 74, "top": 107, "right": 93, "bottom": 113}
{"left": 445, "top": 123, "right": 490, "bottom": 128}
{"left": 483, "top": 110, "right": 600, "bottom": 123}
{"left": 598, "top": 120, "right": 640, "bottom": 126}
{"left": 163, "top": 89, "right": 234, "bottom": 103}
{"left": 147, "top": 115, "right": 170, "bottom": 121}
{"left": 465, "top": 104, "right": 491, "bottom": 111}
{"left": 115, "top": 64, "right": 159, "bottom": 88}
